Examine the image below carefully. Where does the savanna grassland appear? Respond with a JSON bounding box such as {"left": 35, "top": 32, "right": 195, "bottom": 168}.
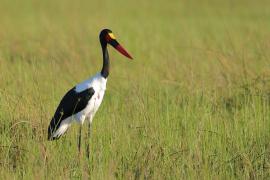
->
{"left": 0, "top": 0, "right": 270, "bottom": 179}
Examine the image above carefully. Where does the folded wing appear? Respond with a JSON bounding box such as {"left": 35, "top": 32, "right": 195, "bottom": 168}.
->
{"left": 48, "top": 87, "right": 95, "bottom": 140}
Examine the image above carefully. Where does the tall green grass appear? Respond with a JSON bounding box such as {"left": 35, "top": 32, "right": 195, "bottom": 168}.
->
{"left": 0, "top": 0, "right": 270, "bottom": 179}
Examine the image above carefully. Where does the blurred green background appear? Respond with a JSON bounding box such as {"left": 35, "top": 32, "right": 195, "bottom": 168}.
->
{"left": 0, "top": 0, "right": 269, "bottom": 179}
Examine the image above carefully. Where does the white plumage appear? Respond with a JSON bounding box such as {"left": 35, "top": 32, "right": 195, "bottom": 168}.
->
{"left": 51, "top": 73, "right": 107, "bottom": 138}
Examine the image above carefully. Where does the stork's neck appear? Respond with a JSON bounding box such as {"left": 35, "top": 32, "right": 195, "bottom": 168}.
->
{"left": 100, "top": 44, "right": 110, "bottom": 78}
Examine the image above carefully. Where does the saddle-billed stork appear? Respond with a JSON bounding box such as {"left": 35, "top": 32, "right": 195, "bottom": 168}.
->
{"left": 47, "top": 29, "right": 133, "bottom": 155}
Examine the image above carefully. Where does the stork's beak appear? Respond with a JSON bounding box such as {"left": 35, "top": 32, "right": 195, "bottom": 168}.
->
{"left": 107, "top": 33, "right": 133, "bottom": 59}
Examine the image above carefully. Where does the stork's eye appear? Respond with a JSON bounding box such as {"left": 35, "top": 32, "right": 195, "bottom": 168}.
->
{"left": 105, "top": 34, "right": 111, "bottom": 42}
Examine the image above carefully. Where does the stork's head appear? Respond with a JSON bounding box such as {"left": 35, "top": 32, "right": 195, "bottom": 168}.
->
{"left": 99, "top": 29, "right": 133, "bottom": 59}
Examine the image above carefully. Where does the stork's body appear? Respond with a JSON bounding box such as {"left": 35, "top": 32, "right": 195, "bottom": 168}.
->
{"left": 75, "top": 73, "right": 107, "bottom": 125}
{"left": 47, "top": 29, "right": 133, "bottom": 152}
{"left": 48, "top": 73, "right": 107, "bottom": 139}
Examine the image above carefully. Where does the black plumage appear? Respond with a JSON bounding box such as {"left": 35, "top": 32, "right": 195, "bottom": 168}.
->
{"left": 48, "top": 87, "right": 95, "bottom": 140}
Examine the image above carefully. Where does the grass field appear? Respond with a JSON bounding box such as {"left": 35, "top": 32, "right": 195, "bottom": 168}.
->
{"left": 0, "top": 0, "right": 270, "bottom": 179}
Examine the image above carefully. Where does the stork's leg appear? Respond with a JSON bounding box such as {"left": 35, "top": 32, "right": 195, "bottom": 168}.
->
{"left": 78, "top": 125, "right": 82, "bottom": 155}
{"left": 86, "top": 122, "right": 91, "bottom": 159}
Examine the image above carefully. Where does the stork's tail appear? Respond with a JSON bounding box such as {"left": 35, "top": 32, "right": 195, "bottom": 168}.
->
{"left": 48, "top": 117, "right": 72, "bottom": 141}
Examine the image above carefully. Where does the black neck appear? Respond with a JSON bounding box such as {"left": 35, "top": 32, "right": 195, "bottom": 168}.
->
{"left": 100, "top": 43, "right": 110, "bottom": 78}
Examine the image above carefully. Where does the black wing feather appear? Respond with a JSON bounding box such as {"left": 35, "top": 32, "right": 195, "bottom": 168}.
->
{"left": 48, "top": 87, "right": 95, "bottom": 140}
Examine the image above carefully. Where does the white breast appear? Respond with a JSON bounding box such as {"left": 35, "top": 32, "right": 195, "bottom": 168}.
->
{"left": 75, "top": 73, "right": 107, "bottom": 124}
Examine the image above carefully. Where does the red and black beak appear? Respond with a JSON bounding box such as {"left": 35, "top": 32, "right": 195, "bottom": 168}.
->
{"left": 106, "top": 34, "right": 133, "bottom": 59}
